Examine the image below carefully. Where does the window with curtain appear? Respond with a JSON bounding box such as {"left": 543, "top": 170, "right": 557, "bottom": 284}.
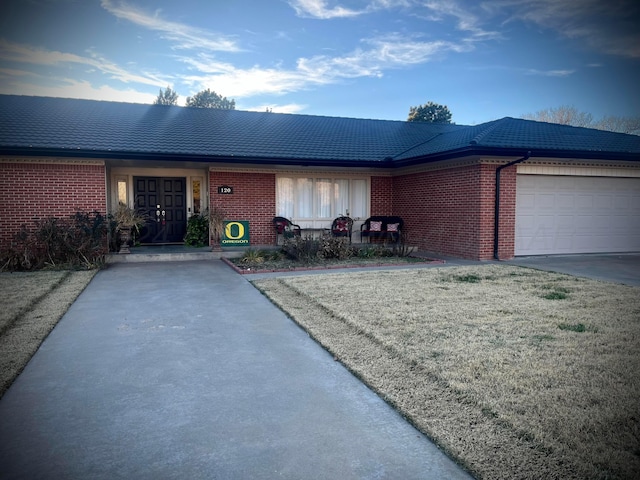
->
{"left": 276, "top": 176, "right": 369, "bottom": 219}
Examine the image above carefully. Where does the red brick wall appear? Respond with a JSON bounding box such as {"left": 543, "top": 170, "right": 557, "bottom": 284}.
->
{"left": 493, "top": 164, "right": 517, "bottom": 260}
{"left": 209, "top": 171, "right": 276, "bottom": 245}
{"left": 392, "top": 163, "right": 517, "bottom": 260}
{"left": 371, "top": 176, "right": 393, "bottom": 214}
{"left": 0, "top": 162, "right": 106, "bottom": 249}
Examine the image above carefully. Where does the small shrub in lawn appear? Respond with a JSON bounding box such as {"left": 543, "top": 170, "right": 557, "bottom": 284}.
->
{"left": 455, "top": 274, "right": 481, "bottom": 283}
{"left": 542, "top": 291, "right": 568, "bottom": 300}
{"left": 558, "top": 323, "right": 586, "bottom": 333}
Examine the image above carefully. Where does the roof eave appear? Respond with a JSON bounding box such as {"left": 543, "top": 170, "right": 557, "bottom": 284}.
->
{"left": 2, "top": 145, "right": 638, "bottom": 168}
{"left": 0, "top": 147, "right": 391, "bottom": 168}
{"left": 393, "top": 146, "right": 640, "bottom": 167}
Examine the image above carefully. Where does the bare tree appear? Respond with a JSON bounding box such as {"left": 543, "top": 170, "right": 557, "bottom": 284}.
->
{"left": 522, "top": 106, "right": 593, "bottom": 128}
{"left": 522, "top": 105, "right": 640, "bottom": 135}
{"left": 594, "top": 115, "right": 640, "bottom": 135}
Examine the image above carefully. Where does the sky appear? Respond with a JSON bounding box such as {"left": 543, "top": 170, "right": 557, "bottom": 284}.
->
{"left": 0, "top": 0, "right": 639, "bottom": 125}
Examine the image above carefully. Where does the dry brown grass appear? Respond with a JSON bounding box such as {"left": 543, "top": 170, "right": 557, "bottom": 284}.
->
{"left": 0, "top": 270, "right": 96, "bottom": 397}
{"left": 253, "top": 265, "right": 640, "bottom": 480}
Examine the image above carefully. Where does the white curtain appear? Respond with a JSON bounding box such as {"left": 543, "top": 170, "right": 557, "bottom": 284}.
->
{"left": 277, "top": 176, "right": 368, "bottom": 219}
{"left": 277, "top": 177, "right": 294, "bottom": 218}
{"left": 316, "top": 178, "right": 332, "bottom": 218}
{"left": 296, "top": 178, "right": 313, "bottom": 218}
{"left": 334, "top": 179, "right": 350, "bottom": 216}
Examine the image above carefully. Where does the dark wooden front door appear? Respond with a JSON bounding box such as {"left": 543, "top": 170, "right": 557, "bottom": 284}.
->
{"left": 134, "top": 177, "right": 187, "bottom": 244}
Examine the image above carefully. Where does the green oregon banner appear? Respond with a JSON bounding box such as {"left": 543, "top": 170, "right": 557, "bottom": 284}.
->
{"left": 221, "top": 221, "right": 250, "bottom": 246}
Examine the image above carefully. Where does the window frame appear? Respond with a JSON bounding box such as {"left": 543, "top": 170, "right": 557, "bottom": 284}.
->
{"left": 276, "top": 174, "right": 370, "bottom": 223}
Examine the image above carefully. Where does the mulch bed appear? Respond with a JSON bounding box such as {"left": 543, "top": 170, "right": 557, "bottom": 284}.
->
{"left": 221, "top": 256, "right": 444, "bottom": 274}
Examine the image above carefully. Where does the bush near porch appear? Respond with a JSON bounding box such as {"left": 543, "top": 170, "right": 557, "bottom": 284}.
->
{"left": 0, "top": 211, "right": 108, "bottom": 271}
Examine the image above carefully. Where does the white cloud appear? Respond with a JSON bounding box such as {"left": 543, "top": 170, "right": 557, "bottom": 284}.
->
{"left": 177, "top": 34, "right": 471, "bottom": 98}
{"left": 244, "top": 103, "right": 309, "bottom": 114}
{"left": 0, "top": 40, "right": 168, "bottom": 88}
{"left": 0, "top": 77, "right": 156, "bottom": 104}
{"left": 287, "top": 0, "right": 365, "bottom": 19}
{"left": 525, "top": 68, "right": 575, "bottom": 77}
{"left": 100, "top": 0, "right": 241, "bottom": 52}
{"left": 288, "top": 0, "right": 415, "bottom": 19}
{"left": 485, "top": 0, "right": 640, "bottom": 58}
{"left": 420, "top": 0, "right": 501, "bottom": 39}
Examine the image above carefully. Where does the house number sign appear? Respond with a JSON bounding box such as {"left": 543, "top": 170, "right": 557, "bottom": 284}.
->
{"left": 218, "top": 185, "right": 233, "bottom": 194}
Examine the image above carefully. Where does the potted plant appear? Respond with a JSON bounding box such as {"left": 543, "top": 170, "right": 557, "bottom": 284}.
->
{"left": 207, "top": 206, "right": 226, "bottom": 251}
{"left": 113, "top": 203, "right": 148, "bottom": 253}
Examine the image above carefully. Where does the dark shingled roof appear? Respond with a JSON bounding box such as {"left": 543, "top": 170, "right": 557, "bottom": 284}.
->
{"left": 1, "top": 95, "right": 639, "bottom": 166}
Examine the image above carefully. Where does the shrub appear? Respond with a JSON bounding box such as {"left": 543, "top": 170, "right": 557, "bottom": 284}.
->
{"left": 282, "top": 236, "right": 321, "bottom": 263}
{"left": 184, "top": 214, "right": 209, "bottom": 247}
{"left": 239, "top": 248, "right": 267, "bottom": 264}
{"left": 318, "top": 236, "right": 354, "bottom": 260}
{"left": 357, "top": 244, "right": 392, "bottom": 258}
{"left": 389, "top": 232, "right": 415, "bottom": 257}
{"left": 0, "top": 211, "right": 108, "bottom": 271}
{"left": 558, "top": 323, "right": 586, "bottom": 332}
{"left": 542, "top": 291, "right": 568, "bottom": 300}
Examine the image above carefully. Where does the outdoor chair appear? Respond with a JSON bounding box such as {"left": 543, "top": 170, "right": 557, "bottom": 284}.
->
{"left": 330, "top": 216, "right": 353, "bottom": 243}
{"left": 273, "top": 216, "right": 301, "bottom": 245}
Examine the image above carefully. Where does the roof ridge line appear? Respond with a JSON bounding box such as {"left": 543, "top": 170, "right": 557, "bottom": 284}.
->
{"left": 390, "top": 131, "right": 451, "bottom": 160}
{"left": 469, "top": 118, "right": 506, "bottom": 145}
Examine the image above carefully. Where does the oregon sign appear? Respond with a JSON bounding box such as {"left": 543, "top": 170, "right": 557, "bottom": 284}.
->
{"left": 221, "top": 221, "right": 250, "bottom": 246}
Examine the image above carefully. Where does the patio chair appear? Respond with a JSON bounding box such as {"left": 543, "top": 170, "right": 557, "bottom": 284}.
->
{"left": 330, "top": 216, "right": 353, "bottom": 243}
{"left": 273, "top": 216, "right": 301, "bottom": 245}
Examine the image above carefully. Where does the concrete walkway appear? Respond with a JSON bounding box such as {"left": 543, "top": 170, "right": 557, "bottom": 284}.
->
{"left": 505, "top": 253, "right": 640, "bottom": 286}
{"left": 0, "top": 261, "right": 473, "bottom": 480}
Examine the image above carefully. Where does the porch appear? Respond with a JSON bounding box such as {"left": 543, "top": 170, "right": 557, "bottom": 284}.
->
{"left": 105, "top": 245, "right": 263, "bottom": 264}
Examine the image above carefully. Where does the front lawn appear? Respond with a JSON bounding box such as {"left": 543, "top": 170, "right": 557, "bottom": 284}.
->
{"left": 0, "top": 270, "right": 96, "bottom": 397}
{"left": 253, "top": 265, "right": 640, "bottom": 479}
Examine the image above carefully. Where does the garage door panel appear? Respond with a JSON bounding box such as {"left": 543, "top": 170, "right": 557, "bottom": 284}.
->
{"left": 556, "top": 194, "right": 575, "bottom": 209}
{"left": 593, "top": 195, "right": 612, "bottom": 209}
{"left": 557, "top": 215, "right": 574, "bottom": 232}
{"left": 515, "top": 175, "right": 640, "bottom": 255}
{"left": 576, "top": 195, "right": 593, "bottom": 210}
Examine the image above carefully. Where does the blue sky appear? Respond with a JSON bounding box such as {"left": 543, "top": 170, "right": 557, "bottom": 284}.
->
{"left": 0, "top": 0, "right": 638, "bottom": 125}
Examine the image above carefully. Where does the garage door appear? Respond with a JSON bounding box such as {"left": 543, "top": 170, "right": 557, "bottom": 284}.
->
{"left": 515, "top": 175, "right": 640, "bottom": 255}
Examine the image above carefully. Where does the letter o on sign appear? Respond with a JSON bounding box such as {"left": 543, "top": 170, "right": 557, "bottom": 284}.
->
{"left": 225, "top": 222, "right": 245, "bottom": 240}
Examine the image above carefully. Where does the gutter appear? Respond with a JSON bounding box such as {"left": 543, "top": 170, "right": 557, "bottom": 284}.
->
{"left": 494, "top": 151, "right": 531, "bottom": 260}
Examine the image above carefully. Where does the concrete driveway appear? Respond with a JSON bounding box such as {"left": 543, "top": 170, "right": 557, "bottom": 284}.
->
{"left": 0, "top": 261, "right": 472, "bottom": 480}
{"left": 505, "top": 253, "right": 640, "bottom": 286}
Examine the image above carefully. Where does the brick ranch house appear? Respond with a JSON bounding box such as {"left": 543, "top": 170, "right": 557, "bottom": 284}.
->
{"left": 1, "top": 94, "right": 639, "bottom": 260}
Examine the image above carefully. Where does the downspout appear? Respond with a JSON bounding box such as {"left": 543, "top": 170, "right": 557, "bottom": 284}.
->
{"left": 494, "top": 151, "right": 531, "bottom": 260}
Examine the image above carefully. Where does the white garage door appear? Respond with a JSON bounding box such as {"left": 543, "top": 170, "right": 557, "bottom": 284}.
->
{"left": 515, "top": 175, "right": 640, "bottom": 255}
